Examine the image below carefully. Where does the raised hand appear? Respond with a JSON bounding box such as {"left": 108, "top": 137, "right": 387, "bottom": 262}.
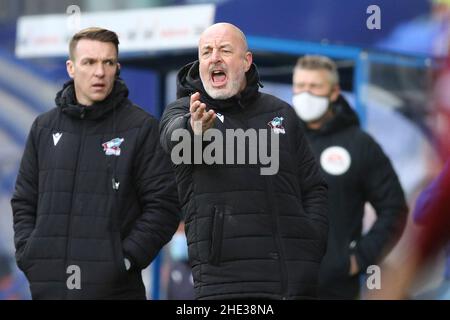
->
{"left": 190, "top": 92, "right": 216, "bottom": 135}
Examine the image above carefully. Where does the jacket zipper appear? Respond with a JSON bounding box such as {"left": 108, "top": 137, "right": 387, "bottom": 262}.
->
{"left": 235, "top": 110, "right": 288, "bottom": 298}
{"left": 265, "top": 175, "right": 289, "bottom": 299}
{"left": 63, "top": 115, "right": 87, "bottom": 299}
{"left": 208, "top": 207, "right": 224, "bottom": 266}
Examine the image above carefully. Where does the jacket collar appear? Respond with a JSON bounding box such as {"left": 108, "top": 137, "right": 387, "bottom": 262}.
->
{"left": 55, "top": 78, "right": 129, "bottom": 120}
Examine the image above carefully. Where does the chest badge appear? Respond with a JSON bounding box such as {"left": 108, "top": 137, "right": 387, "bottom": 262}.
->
{"left": 102, "top": 138, "right": 124, "bottom": 156}
{"left": 320, "top": 146, "right": 351, "bottom": 175}
{"left": 268, "top": 117, "right": 286, "bottom": 134}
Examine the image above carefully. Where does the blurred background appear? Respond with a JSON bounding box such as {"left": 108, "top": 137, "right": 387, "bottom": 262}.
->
{"left": 0, "top": 0, "right": 448, "bottom": 299}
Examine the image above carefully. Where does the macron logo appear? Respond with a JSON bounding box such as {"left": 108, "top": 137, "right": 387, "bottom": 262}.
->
{"left": 53, "top": 132, "right": 62, "bottom": 146}
{"left": 216, "top": 113, "right": 224, "bottom": 123}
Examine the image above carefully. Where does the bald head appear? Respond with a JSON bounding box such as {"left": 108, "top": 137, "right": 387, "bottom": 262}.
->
{"left": 199, "top": 23, "right": 248, "bottom": 54}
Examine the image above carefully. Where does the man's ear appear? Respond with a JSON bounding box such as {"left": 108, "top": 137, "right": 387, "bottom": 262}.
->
{"left": 330, "top": 84, "right": 341, "bottom": 103}
{"left": 66, "top": 60, "right": 75, "bottom": 79}
{"left": 244, "top": 51, "right": 253, "bottom": 72}
{"left": 116, "top": 62, "right": 121, "bottom": 77}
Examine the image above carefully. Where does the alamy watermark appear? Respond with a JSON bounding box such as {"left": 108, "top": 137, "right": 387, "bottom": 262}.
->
{"left": 66, "top": 5, "right": 81, "bottom": 32}
{"left": 366, "top": 265, "right": 381, "bottom": 290}
{"left": 367, "top": 5, "right": 381, "bottom": 30}
{"left": 170, "top": 121, "right": 281, "bottom": 175}
{"left": 66, "top": 265, "right": 81, "bottom": 290}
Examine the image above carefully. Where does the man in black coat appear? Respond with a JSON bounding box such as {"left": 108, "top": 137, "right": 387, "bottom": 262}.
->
{"left": 160, "top": 23, "right": 329, "bottom": 300}
{"left": 11, "top": 27, "right": 180, "bottom": 299}
{"left": 292, "top": 55, "right": 408, "bottom": 299}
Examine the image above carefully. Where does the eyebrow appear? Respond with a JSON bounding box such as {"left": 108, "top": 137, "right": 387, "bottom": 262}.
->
{"left": 201, "top": 43, "right": 233, "bottom": 51}
{"left": 80, "top": 57, "right": 117, "bottom": 63}
{"left": 295, "top": 81, "right": 323, "bottom": 87}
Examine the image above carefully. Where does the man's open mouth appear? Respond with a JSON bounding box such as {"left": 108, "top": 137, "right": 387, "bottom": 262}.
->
{"left": 211, "top": 70, "right": 227, "bottom": 87}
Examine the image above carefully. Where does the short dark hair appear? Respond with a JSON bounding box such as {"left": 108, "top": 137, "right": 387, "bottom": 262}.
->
{"left": 69, "top": 27, "right": 119, "bottom": 60}
{"left": 295, "top": 55, "right": 339, "bottom": 86}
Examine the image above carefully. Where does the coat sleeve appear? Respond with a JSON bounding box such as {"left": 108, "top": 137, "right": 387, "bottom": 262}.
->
{"left": 122, "top": 117, "right": 180, "bottom": 270}
{"left": 11, "top": 119, "right": 39, "bottom": 266}
{"left": 295, "top": 121, "right": 329, "bottom": 246}
{"left": 355, "top": 135, "right": 408, "bottom": 271}
{"left": 159, "top": 98, "right": 192, "bottom": 154}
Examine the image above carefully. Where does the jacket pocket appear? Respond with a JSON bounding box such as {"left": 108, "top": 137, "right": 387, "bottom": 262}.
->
{"left": 16, "top": 230, "right": 36, "bottom": 272}
{"left": 112, "top": 232, "right": 128, "bottom": 278}
{"left": 208, "top": 206, "right": 225, "bottom": 266}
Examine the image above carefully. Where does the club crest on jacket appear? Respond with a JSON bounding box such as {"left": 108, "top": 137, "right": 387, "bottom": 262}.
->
{"left": 102, "top": 138, "right": 124, "bottom": 156}
{"left": 268, "top": 117, "right": 285, "bottom": 134}
{"left": 320, "top": 146, "right": 351, "bottom": 175}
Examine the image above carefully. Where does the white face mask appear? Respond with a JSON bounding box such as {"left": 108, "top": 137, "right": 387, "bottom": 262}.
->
{"left": 292, "top": 91, "right": 329, "bottom": 122}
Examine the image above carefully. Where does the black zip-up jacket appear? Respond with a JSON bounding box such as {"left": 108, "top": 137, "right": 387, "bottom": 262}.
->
{"left": 159, "top": 61, "right": 329, "bottom": 300}
{"left": 11, "top": 79, "right": 179, "bottom": 299}
{"left": 302, "top": 96, "right": 408, "bottom": 299}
